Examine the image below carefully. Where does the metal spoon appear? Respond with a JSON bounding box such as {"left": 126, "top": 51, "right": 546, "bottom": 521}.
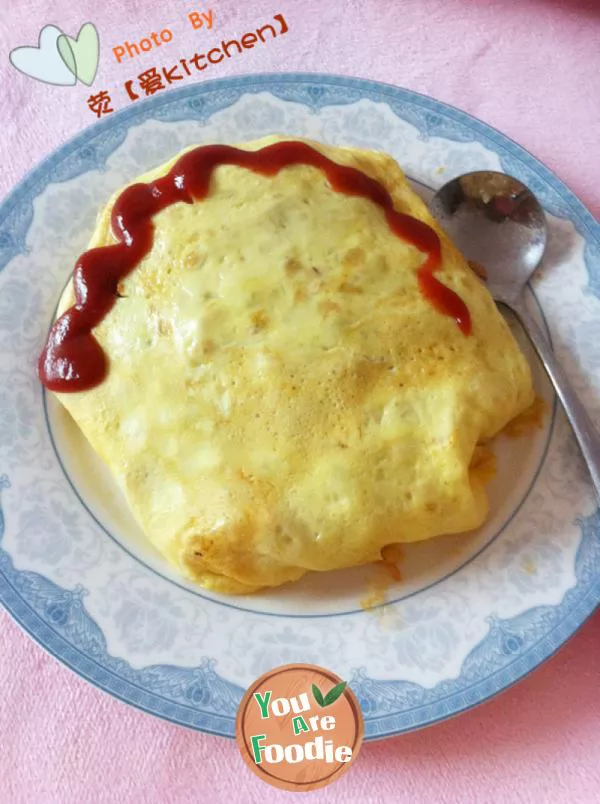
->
{"left": 430, "top": 171, "right": 600, "bottom": 499}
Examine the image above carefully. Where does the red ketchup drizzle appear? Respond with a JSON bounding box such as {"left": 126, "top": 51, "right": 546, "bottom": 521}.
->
{"left": 38, "top": 141, "right": 471, "bottom": 393}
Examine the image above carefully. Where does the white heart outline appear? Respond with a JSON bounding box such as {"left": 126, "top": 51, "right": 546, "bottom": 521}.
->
{"left": 9, "top": 25, "right": 77, "bottom": 87}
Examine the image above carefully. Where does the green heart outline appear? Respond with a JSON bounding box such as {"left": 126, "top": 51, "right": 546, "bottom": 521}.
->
{"left": 57, "top": 22, "right": 99, "bottom": 87}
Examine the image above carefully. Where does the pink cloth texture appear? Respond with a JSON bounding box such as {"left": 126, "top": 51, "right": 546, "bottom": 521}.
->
{"left": 1, "top": 1, "right": 599, "bottom": 801}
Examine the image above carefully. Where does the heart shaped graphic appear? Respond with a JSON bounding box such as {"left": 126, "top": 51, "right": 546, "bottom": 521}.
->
{"left": 9, "top": 25, "right": 76, "bottom": 86}
{"left": 58, "top": 23, "right": 99, "bottom": 87}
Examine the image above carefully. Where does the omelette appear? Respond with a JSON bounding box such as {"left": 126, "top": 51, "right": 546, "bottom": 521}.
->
{"left": 39, "top": 136, "right": 534, "bottom": 594}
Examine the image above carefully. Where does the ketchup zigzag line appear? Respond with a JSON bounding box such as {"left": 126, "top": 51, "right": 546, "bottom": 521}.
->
{"left": 38, "top": 141, "right": 471, "bottom": 393}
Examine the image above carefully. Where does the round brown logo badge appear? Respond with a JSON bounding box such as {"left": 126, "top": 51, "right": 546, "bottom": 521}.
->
{"left": 236, "top": 663, "right": 364, "bottom": 792}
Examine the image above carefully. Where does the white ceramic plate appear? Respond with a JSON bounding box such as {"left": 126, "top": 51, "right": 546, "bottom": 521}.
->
{"left": 1, "top": 74, "right": 599, "bottom": 739}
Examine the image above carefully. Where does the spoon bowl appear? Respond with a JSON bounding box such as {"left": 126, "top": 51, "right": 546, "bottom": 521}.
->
{"left": 430, "top": 171, "right": 600, "bottom": 499}
{"left": 430, "top": 171, "right": 547, "bottom": 305}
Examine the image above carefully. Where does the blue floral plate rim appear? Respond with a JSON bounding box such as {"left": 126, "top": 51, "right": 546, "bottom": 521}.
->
{"left": 0, "top": 72, "right": 598, "bottom": 740}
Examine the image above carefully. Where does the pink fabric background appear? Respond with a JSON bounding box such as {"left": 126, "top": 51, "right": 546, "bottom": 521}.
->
{"left": 1, "top": 1, "right": 599, "bottom": 801}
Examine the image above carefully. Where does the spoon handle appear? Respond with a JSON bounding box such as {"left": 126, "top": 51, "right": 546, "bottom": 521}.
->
{"left": 513, "top": 302, "right": 600, "bottom": 500}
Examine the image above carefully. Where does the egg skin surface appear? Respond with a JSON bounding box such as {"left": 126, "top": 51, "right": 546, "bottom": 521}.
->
{"left": 52, "top": 136, "right": 534, "bottom": 594}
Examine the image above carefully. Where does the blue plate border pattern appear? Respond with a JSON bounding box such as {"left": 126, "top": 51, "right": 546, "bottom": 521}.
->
{"left": 1, "top": 475, "right": 599, "bottom": 739}
{"left": 0, "top": 74, "right": 599, "bottom": 739}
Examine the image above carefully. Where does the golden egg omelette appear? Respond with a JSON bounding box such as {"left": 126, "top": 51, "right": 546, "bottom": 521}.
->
{"left": 47, "top": 135, "right": 534, "bottom": 594}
